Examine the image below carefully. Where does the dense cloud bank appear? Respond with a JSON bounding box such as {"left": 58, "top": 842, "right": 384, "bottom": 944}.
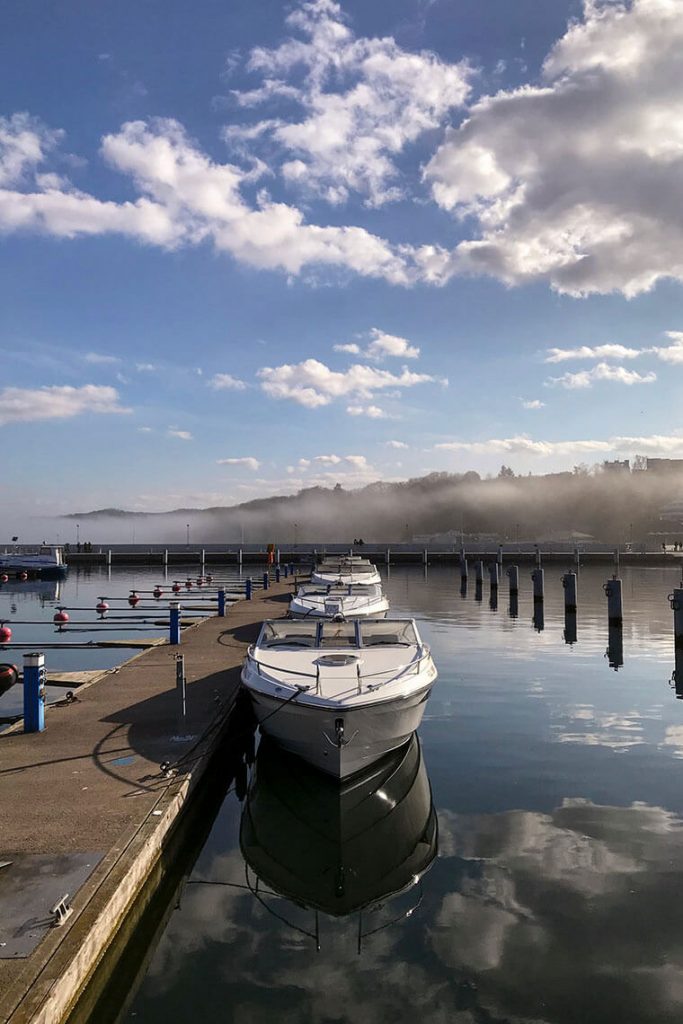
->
{"left": 62, "top": 468, "right": 683, "bottom": 544}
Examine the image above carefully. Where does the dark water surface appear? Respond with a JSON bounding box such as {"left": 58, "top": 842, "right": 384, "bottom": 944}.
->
{"left": 87, "top": 565, "right": 683, "bottom": 1022}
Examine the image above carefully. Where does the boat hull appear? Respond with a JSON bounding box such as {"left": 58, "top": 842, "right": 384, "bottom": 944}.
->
{"left": 289, "top": 603, "right": 388, "bottom": 619}
{"left": 244, "top": 684, "right": 433, "bottom": 779}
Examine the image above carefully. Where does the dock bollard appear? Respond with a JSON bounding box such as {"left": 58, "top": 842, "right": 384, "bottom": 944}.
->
{"left": 217, "top": 587, "right": 226, "bottom": 617}
{"left": 507, "top": 565, "right": 519, "bottom": 596}
{"left": 562, "top": 571, "right": 578, "bottom": 612}
{"left": 23, "top": 652, "right": 46, "bottom": 733}
{"left": 169, "top": 601, "right": 181, "bottom": 645}
{"left": 604, "top": 577, "right": 623, "bottom": 625}
{"left": 245, "top": 578, "right": 253, "bottom": 600}
{"left": 263, "top": 571, "right": 269, "bottom": 590}
{"left": 531, "top": 567, "right": 544, "bottom": 602}
{"left": 275, "top": 566, "right": 281, "bottom": 583}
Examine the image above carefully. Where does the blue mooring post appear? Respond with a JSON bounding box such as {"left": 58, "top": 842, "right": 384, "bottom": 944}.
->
{"left": 263, "top": 571, "right": 269, "bottom": 590}
{"left": 169, "top": 601, "right": 181, "bottom": 645}
{"left": 23, "top": 652, "right": 45, "bottom": 733}
{"left": 275, "top": 566, "right": 281, "bottom": 583}
{"left": 245, "top": 577, "right": 253, "bottom": 600}
{"left": 217, "top": 587, "right": 226, "bottom": 617}
{"left": 283, "top": 563, "right": 289, "bottom": 578}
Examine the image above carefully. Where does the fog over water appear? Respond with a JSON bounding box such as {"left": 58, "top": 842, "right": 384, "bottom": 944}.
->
{"left": 4, "top": 468, "right": 683, "bottom": 545}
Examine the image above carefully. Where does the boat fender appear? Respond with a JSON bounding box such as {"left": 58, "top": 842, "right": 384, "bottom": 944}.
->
{"left": 0, "top": 663, "right": 18, "bottom": 695}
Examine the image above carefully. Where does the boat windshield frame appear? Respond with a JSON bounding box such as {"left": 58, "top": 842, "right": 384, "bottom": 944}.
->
{"left": 258, "top": 619, "right": 417, "bottom": 650}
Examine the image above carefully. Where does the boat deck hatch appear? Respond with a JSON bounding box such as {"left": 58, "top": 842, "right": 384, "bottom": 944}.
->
{"left": 316, "top": 654, "right": 359, "bottom": 667}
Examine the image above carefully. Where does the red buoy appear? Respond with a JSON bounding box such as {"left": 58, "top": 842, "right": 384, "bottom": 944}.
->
{"left": 96, "top": 598, "right": 109, "bottom": 615}
{"left": 153, "top": 586, "right": 163, "bottom": 598}
{"left": 196, "top": 577, "right": 204, "bottom": 587}
{"left": 172, "top": 582, "right": 181, "bottom": 593}
{"left": 19, "top": 572, "right": 28, "bottom": 581}
{"left": 0, "top": 574, "right": 8, "bottom": 584}
{"left": 0, "top": 624, "right": 12, "bottom": 643}
{"left": 205, "top": 574, "right": 213, "bottom": 583}
{"left": 185, "top": 580, "right": 193, "bottom": 589}
{"left": 0, "top": 663, "right": 18, "bottom": 695}
{"left": 54, "top": 609, "right": 70, "bottom": 626}
{"left": 128, "top": 591, "right": 140, "bottom": 607}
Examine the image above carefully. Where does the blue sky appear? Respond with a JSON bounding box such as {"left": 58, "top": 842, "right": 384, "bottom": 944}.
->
{"left": 2, "top": 0, "right": 682, "bottom": 522}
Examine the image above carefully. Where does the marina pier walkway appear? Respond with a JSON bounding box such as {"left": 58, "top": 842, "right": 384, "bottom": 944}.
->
{"left": 0, "top": 580, "right": 295, "bottom": 1024}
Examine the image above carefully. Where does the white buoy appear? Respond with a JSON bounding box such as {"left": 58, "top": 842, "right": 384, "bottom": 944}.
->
{"left": 604, "top": 577, "right": 623, "bottom": 625}
{"left": 531, "top": 567, "right": 544, "bottom": 602}
{"left": 561, "top": 571, "right": 578, "bottom": 612}
{"left": 506, "top": 565, "right": 519, "bottom": 595}
{"left": 475, "top": 560, "right": 484, "bottom": 584}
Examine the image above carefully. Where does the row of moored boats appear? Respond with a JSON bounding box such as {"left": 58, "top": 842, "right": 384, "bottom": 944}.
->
{"left": 241, "top": 555, "right": 438, "bottom": 779}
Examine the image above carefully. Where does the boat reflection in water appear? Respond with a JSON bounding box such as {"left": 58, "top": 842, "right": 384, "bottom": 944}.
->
{"left": 240, "top": 733, "right": 437, "bottom": 948}
{"left": 0, "top": 577, "right": 61, "bottom": 603}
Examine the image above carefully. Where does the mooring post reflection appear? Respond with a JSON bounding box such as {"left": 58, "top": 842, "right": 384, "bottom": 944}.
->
{"left": 533, "top": 601, "right": 544, "bottom": 633}
{"left": 564, "top": 609, "right": 577, "bottom": 645}
{"left": 508, "top": 592, "right": 519, "bottom": 619}
{"left": 239, "top": 734, "right": 437, "bottom": 950}
{"left": 606, "top": 623, "right": 624, "bottom": 670}
{"left": 672, "top": 647, "right": 683, "bottom": 699}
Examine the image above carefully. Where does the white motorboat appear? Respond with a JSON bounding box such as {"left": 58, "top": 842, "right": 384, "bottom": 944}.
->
{"left": 311, "top": 558, "right": 381, "bottom": 587}
{"left": 290, "top": 582, "right": 389, "bottom": 619}
{"left": 0, "top": 545, "right": 67, "bottom": 577}
{"left": 240, "top": 734, "right": 437, "bottom": 934}
{"left": 241, "top": 618, "right": 437, "bottom": 779}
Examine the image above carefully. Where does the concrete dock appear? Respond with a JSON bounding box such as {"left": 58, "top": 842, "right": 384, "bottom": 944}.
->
{"left": 0, "top": 581, "right": 295, "bottom": 1024}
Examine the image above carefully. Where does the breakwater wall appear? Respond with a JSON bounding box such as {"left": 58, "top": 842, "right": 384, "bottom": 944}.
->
{"left": 64, "top": 545, "right": 682, "bottom": 568}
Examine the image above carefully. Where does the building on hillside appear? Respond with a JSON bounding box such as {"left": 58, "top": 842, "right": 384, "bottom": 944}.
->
{"left": 602, "top": 459, "right": 630, "bottom": 473}
{"left": 646, "top": 458, "right": 683, "bottom": 474}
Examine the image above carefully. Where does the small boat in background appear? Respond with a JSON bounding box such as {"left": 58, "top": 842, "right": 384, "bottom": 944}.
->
{"left": 311, "top": 557, "right": 381, "bottom": 587}
{"left": 241, "top": 617, "right": 437, "bottom": 778}
{"left": 0, "top": 545, "right": 67, "bottom": 578}
{"left": 290, "top": 582, "right": 389, "bottom": 619}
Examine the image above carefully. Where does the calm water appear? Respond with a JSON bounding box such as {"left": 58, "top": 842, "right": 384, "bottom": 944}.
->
{"left": 0, "top": 566, "right": 238, "bottom": 721}
{"left": 81, "top": 565, "right": 683, "bottom": 1021}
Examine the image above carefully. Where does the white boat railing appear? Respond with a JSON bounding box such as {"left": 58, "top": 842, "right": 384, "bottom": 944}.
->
{"left": 246, "top": 644, "right": 431, "bottom": 696}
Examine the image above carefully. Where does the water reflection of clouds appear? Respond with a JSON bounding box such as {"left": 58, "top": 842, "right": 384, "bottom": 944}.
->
{"left": 433, "top": 798, "right": 683, "bottom": 1022}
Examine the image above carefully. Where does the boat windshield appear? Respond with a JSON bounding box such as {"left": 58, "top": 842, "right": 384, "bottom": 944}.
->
{"left": 359, "top": 621, "right": 417, "bottom": 647}
{"left": 258, "top": 619, "right": 416, "bottom": 649}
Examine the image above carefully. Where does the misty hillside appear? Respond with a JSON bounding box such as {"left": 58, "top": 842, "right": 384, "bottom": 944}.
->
{"left": 63, "top": 468, "right": 683, "bottom": 545}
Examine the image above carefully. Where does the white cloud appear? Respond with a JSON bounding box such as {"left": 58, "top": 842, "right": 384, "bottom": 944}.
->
{"left": 230, "top": 0, "right": 472, "bottom": 207}
{"left": 216, "top": 456, "right": 261, "bottom": 470}
{"left": 0, "top": 113, "right": 62, "bottom": 188}
{"left": 545, "top": 345, "right": 643, "bottom": 363}
{"left": 365, "top": 328, "right": 419, "bottom": 360}
{"left": 436, "top": 433, "right": 683, "bottom": 458}
{"left": 386, "top": 439, "right": 408, "bottom": 449}
{"left": 135, "top": 362, "right": 155, "bottom": 371}
{"left": 0, "top": 116, "right": 413, "bottom": 285}
{"left": 167, "top": 427, "right": 193, "bottom": 440}
{"left": 521, "top": 399, "right": 545, "bottom": 409}
{"left": 208, "top": 373, "right": 248, "bottom": 391}
{"left": 346, "top": 403, "right": 388, "bottom": 418}
{"left": 137, "top": 426, "right": 153, "bottom": 433}
{"left": 0, "top": 384, "right": 130, "bottom": 426}
{"left": 85, "top": 351, "right": 120, "bottom": 365}
{"left": 424, "top": 0, "right": 683, "bottom": 297}
{"left": 258, "top": 357, "right": 436, "bottom": 408}
{"left": 333, "top": 343, "right": 361, "bottom": 355}
{"left": 547, "top": 363, "right": 656, "bottom": 389}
